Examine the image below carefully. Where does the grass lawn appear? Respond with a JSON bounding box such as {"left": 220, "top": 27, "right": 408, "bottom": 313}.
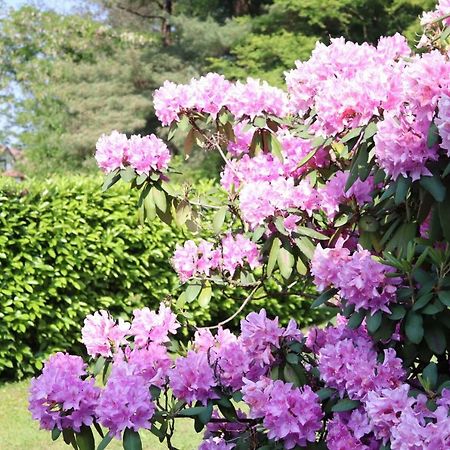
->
{"left": 0, "top": 380, "right": 202, "bottom": 450}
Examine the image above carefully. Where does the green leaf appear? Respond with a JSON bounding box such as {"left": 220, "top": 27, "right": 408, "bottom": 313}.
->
{"left": 388, "top": 305, "right": 406, "bottom": 320}
{"left": 438, "top": 290, "right": 450, "bottom": 306}
{"left": 213, "top": 207, "right": 227, "bottom": 234}
{"left": 316, "top": 387, "right": 335, "bottom": 401}
{"left": 184, "top": 128, "right": 195, "bottom": 158}
{"left": 366, "top": 311, "right": 382, "bottom": 334}
{"left": 268, "top": 133, "right": 284, "bottom": 162}
{"left": 427, "top": 122, "right": 439, "bottom": 148}
{"left": 441, "top": 25, "right": 450, "bottom": 42}
{"left": 120, "top": 166, "right": 136, "bottom": 183}
{"left": 152, "top": 187, "right": 167, "bottom": 213}
{"left": 363, "top": 122, "right": 378, "bottom": 141}
{"left": 123, "top": 428, "right": 142, "bottom": 450}
{"left": 185, "top": 283, "right": 202, "bottom": 303}
{"left": 405, "top": 311, "right": 424, "bottom": 344}
{"left": 425, "top": 324, "right": 447, "bottom": 355}
{"left": 197, "top": 282, "right": 212, "bottom": 308}
{"left": 295, "top": 236, "right": 315, "bottom": 260}
{"left": 347, "top": 310, "right": 365, "bottom": 329}
{"left": 277, "top": 246, "right": 295, "bottom": 279}
{"left": 198, "top": 402, "right": 213, "bottom": 425}
{"left": 102, "top": 170, "right": 120, "bottom": 191}
{"left": 331, "top": 399, "right": 361, "bottom": 412}
{"left": 394, "top": 176, "right": 411, "bottom": 205}
{"left": 422, "top": 362, "right": 438, "bottom": 389}
{"left": 76, "top": 425, "right": 95, "bottom": 450}
{"left": 412, "top": 293, "right": 434, "bottom": 311}
{"left": 267, "top": 237, "right": 281, "bottom": 277}
{"left": 52, "top": 427, "right": 61, "bottom": 441}
{"left": 96, "top": 432, "right": 113, "bottom": 450}
{"left": 296, "top": 226, "right": 328, "bottom": 240}
{"left": 297, "top": 147, "right": 317, "bottom": 167}
{"left": 420, "top": 175, "right": 446, "bottom": 202}
{"left": 341, "top": 127, "right": 362, "bottom": 143}
{"left": 253, "top": 116, "right": 266, "bottom": 128}
{"left": 311, "top": 288, "right": 338, "bottom": 308}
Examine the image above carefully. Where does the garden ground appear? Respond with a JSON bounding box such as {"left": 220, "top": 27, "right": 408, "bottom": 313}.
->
{"left": 0, "top": 380, "right": 201, "bottom": 450}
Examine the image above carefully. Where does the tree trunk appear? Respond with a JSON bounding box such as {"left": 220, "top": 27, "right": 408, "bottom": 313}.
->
{"left": 233, "top": 0, "right": 251, "bottom": 16}
{"left": 161, "top": 0, "right": 172, "bottom": 46}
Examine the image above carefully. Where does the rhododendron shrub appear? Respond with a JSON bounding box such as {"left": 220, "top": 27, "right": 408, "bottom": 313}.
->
{"left": 29, "top": 3, "right": 450, "bottom": 450}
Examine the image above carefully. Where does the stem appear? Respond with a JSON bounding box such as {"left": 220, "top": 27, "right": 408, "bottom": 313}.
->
{"left": 198, "top": 282, "right": 263, "bottom": 330}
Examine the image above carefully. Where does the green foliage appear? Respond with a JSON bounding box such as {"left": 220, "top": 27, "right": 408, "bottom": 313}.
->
{"left": 0, "top": 176, "right": 326, "bottom": 380}
{"left": 211, "top": 0, "right": 434, "bottom": 84}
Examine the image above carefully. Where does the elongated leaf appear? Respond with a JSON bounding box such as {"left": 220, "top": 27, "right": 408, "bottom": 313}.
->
{"left": 366, "top": 311, "right": 382, "bottom": 334}
{"left": 96, "top": 432, "right": 113, "bottom": 450}
{"left": 268, "top": 133, "right": 284, "bottom": 162}
{"left": 76, "top": 426, "right": 95, "bottom": 450}
{"left": 197, "top": 283, "right": 212, "bottom": 308}
{"left": 348, "top": 310, "right": 365, "bottom": 329}
{"left": 267, "top": 238, "right": 281, "bottom": 276}
{"left": 422, "top": 362, "right": 438, "bottom": 389}
{"left": 311, "top": 288, "right": 338, "bottom": 308}
{"left": 425, "top": 324, "right": 446, "bottom": 355}
{"left": 185, "top": 283, "right": 202, "bottom": 303}
{"left": 295, "top": 237, "right": 315, "bottom": 260}
{"left": 184, "top": 128, "right": 195, "bottom": 158}
{"left": 296, "top": 226, "right": 328, "bottom": 240}
{"left": 152, "top": 187, "right": 167, "bottom": 213}
{"left": 427, "top": 122, "right": 439, "bottom": 148}
{"left": 331, "top": 399, "right": 360, "bottom": 412}
{"left": 120, "top": 166, "right": 136, "bottom": 183}
{"left": 420, "top": 175, "right": 446, "bottom": 202}
{"left": 341, "top": 127, "right": 362, "bottom": 143}
{"left": 277, "top": 246, "right": 295, "bottom": 279}
{"left": 52, "top": 427, "right": 61, "bottom": 441}
{"left": 123, "top": 428, "right": 142, "bottom": 450}
{"left": 102, "top": 170, "right": 120, "bottom": 192}
{"left": 213, "top": 207, "right": 227, "bottom": 234}
{"left": 405, "top": 311, "right": 424, "bottom": 344}
{"left": 174, "top": 200, "right": 191, "bottom": 226}
{"left": 394, "top": 176, "right": 411, "bottom": 205}
{"left": 438, "top": 290, "right": 450, "bottom": 306}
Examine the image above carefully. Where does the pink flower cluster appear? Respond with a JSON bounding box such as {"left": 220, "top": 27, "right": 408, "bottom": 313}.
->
{"left": 437, "top": 94, "right": 450, "bottom": 154}
{"left": 366, "top": 385, "right": 450, "bottom": 449}
{"left": 285, "top": 36, "right": 409, "bottom": 134}
{"left": 29, "top": 353, "right": 99, "bottom": 432}
{"left": 172, "top": 234, "right": 260, "bottom": 282}
{"left": 153, "top": 73, "right": 290, "bottom": 126}
{"left": 237, "top": 171, "right": 374, "bottom": 229}
{"left": 95, "top": 130, "right": 171, "bottom": 174}
{"left": 169, "top": 309, "right": 302, "bottom": 405}
{"left": 81, "top": 310, "right": 130, "bottom": 357}
{"left": 242, "top": 377, "right": 323, "bottom": 449}
{"left": 81, "top": 302, "right": 179, "bottom": 357}
{"left": 95, "top": 362, "right": 155, "bottom": 437}
{"left": 311, "top": 239, "right": 399, "bottom": 313}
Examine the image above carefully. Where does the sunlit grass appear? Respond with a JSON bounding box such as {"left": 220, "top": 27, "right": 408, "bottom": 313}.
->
{"left": 0, "top": 380, "right": 201, "bottom": 450}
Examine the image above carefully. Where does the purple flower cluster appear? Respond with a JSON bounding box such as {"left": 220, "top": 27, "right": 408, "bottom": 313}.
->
{"left": 153, "top": 74, "right": 290, "bottom": 126}
{"left": 311, "top": 238, "right": 400, "bottom": 313}
{"left": 242, "top": 377, "right": 323, "bottom": 449}
{"left": 172, "top": 234, "right": 260, "bottom": 282}
{"left": 95, "top": 131, "right": 171, "bottom": 174}
{"left": 96, "top": 362, "right": 155, "bottom": 437}
{"left": 29, "top": 353, "right": 99, "bottom": 432}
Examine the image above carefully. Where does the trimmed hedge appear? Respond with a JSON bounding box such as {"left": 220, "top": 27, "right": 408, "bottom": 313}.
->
{"left": 0, "top": 176, "right": 327, "bottom": 379}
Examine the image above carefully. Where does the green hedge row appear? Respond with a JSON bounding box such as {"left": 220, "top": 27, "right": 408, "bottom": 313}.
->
{"left": 0, "top": 176, "right": 327, "bottom": 380}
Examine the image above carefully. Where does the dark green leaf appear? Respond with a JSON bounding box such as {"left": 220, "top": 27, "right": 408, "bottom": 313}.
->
{"left": 102, "top": 170, "right": 120, "bottom": 192}
{"left": 267, "top": 237, "right": 281, "bottom": 277}
{"left": 296, "top": 226, "right": 328, "bottom": 240}
{"left": 52, "top": 427, "right": 61, "bottom": 441}
{"left": 96, "top": 432, "right": 113, "bottom": 450}
{"left": 422, "top": 362, "right": 438, "bottom": 389}
{"left": 405, "top": 311, "right": 424, "bottom": 344}
{"left": 420, "top": 175, "right": 446, "bottom": 202}
{"left": 366, "top": 311, "right": 382, "bottom": 334}
{"left": 123, "top": 428, "right": 142, "bottom": 450}
{"left": 76, "top": 425, "right": 95, "bottom": 450}
{"left": 427, "top": 122, "right": 439, "bottom": 148}
{"left": 438, "top": 290, "right": 450, "bottom": 306}
{"left": 331, "top": 399, "right": 360, "bottom": 412}
{"left": 424, "top": 324, "right": 446, "bottom": 355}
{"left": 347, "top": 310, "right": 365, "bottom": 329}
{"left": 311, "top": 288, "right": 338, "bottom": 308}
{"left": 316, "top": 387, "right": 335, "bottom": 401}
{"left": 394, "top": 176, "right": 411, "bottom": 205}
